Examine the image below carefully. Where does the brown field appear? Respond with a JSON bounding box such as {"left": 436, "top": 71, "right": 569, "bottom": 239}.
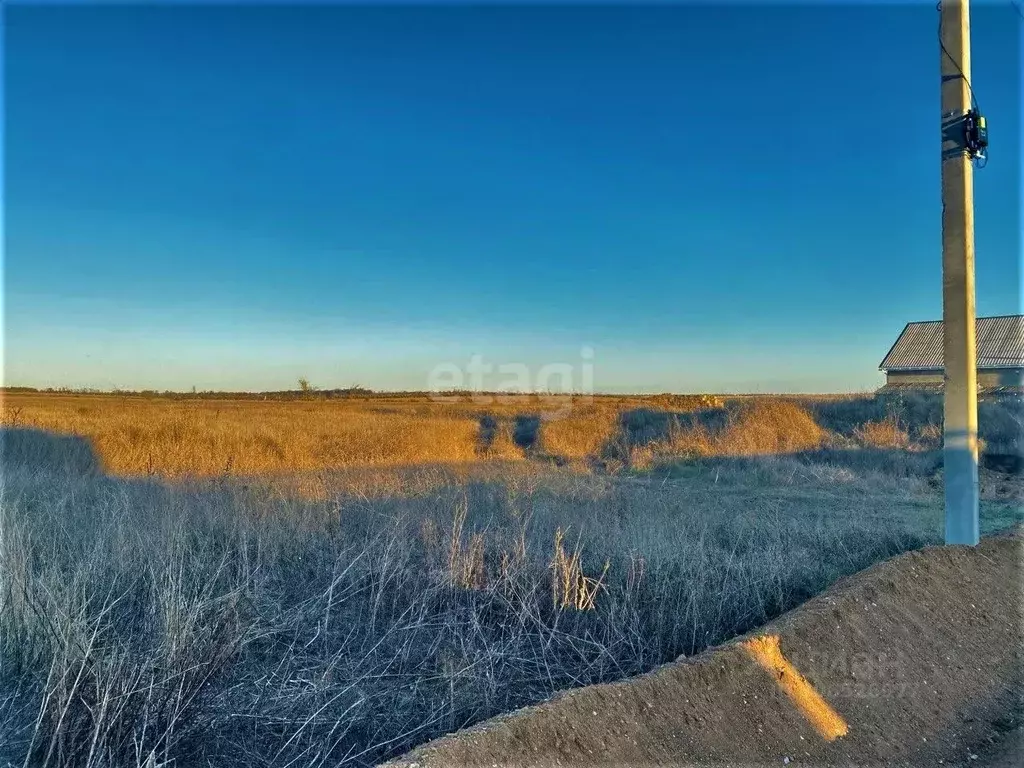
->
{"left": 1, "top": 389, "right": 1021, "bottom": 767}
{"left": 0, "top": 391, "right": 859, "bottom": 478}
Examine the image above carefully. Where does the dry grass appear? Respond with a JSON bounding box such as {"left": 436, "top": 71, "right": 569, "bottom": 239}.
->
{"left": 1, "top": 394, "right": 485, "bottom": 476}
{"left": 4, "top": 392, "right": 1021, "bottom": 483}
{"left": 540, "top": 408, "right": 619, "bottom": 461}
{"left": 549, "top": 528, "right": 609, "bottom": 611}
{"left": 2, "top": 429, "right": 965, "bottom": 768}
{"left": 854, "top": 415, "right": 911, "bottom": 449}
{"left": 1, "top": 391, "right": 1022, "bottom": 767}
{"left": 717, "top": 399, "right": 827, "bottom": 455}
{"left": 624, "top": 399, "right": 827, "bottom": 469}
{"left": 0, "top": 393, "right": 716, "bottom": 478}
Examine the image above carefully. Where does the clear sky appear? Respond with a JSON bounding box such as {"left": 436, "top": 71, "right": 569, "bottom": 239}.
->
{"left": 3, "top": 1, "right": 1021, "bottom": 393}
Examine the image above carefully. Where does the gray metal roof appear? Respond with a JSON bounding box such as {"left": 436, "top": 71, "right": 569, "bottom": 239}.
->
{"left": 880, "top": 314, "right": 1024, "bottom": 371}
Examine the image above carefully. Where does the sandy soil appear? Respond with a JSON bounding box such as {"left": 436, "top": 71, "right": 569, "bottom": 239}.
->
{"left": 382, "top": 530, "right": 1023, "bottom": 768}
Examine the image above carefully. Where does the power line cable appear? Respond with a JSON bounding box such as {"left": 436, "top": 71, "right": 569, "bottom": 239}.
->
{"left": 936, "top": 2, "right": 978, "bottom": 110}
{"left": 936, "top": 3, "right": 989, "bottom": 168}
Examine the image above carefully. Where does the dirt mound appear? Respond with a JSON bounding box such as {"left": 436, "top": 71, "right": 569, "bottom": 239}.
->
{"left": 382, "top": 532, "right": 1022, "bottom": 767}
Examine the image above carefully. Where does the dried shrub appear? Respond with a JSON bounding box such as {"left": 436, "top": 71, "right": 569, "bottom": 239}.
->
{"left": 716, "top": 399, "right": 827, "bottom": 456}
{"left": 854, "top": 415, "right": 911, "bottom": 449}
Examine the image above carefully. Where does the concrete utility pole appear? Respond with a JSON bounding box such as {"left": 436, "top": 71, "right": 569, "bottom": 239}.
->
{"left": 939, "top": 0, "right": 980, "bottom": 545}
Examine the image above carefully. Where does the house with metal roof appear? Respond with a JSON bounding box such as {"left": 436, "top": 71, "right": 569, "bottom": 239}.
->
{"left": 879, "top": 314, "right": 1024, "bottom": 392}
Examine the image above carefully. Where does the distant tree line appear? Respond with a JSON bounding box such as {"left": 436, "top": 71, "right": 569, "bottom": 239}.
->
{"left": 0, "top": 385, "right": 377, "bottom": 401}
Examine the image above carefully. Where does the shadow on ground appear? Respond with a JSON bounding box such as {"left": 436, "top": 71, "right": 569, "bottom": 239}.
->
{"left": 383, "top": 530, "right": 1024, "bottom": 768}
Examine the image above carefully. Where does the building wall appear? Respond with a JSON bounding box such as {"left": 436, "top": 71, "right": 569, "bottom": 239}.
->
{"left": 978, "top": 368, "right": 1024, "bottom": 387}
{"left": 885, "top": 368, "right": 1023, "bottom": 387}
{"left": 885, "top": 371, "right": 944, "bottom": 386}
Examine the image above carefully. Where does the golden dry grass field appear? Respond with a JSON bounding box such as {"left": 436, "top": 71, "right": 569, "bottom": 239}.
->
{"left": 0, "top": 391, "right": 732, "bottom": 477}
{"left": 1, "top": 388, "right": 1022, "bottom": 767}
{"left": 2, "top": 389, "right": 1019, "bottom": 503}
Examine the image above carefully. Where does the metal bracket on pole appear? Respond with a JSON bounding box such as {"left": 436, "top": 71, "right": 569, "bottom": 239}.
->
{"left": 941, "top": 109, "right": 989, "bottom": 162}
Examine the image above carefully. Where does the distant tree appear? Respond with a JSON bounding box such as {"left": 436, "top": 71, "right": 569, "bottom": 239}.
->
{"left": 298, "top": 377, "right": 315, "bottom": 393}
{"left": 344, "top": 383, "right": 372, "bottom": 397}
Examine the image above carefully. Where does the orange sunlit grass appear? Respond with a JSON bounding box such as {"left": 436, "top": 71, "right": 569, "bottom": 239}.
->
{"left": 0, "top": 392, "right": 727, "bottom": 477}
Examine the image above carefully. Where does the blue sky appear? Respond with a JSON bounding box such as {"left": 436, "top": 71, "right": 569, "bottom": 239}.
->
{"left": 3, "top": 1, "right": 1021, "bottom": 393}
